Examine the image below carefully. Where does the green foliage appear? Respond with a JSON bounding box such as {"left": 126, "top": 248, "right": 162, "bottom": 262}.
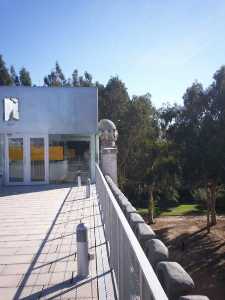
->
{"left": 19, "top": 67, "right": 32, "bottom": 86}
{"left": 1, "top": 53, "right": 224, "bottom": 215}
{"left": 44, "top": 62, "right": 66, "bottom": 87}
{"left": 160, "top": 204, "right": 204, "bottom": 216}
{"left": 10, "top": 66, "right": 20, "bottom": 86}
{"left": 137, "top": 204, "right": 204, "bottom": 217}
{"left": 0, "top": 55, "right": 13, "bottom": 85}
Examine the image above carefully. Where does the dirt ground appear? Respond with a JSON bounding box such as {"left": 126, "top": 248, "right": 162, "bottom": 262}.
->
{"left": 151, "top": 215, "right": 225, "bottom": 300}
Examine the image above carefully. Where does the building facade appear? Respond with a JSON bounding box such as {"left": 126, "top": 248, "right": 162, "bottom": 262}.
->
{"left": 0, "top": 87, "right": 98, "bottom": 186}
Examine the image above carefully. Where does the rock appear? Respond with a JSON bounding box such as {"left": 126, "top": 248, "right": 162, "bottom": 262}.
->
{"left": 156, "top": 261, "right": 195, "bottom": 300}
{"left": 136, "top": 223, "right": 156, "bottom": 248}
{"left": 179, "top": 296, "right": 210, "bottom": 300}
{"left": 118, "top": 194, "right": 130, "bottom": 209}
{"left": 120, "top": 198, "right": 132, "bottom": 212}
{"left": 125, "top": 203, "right": 137, "bottom": 220}
{"left": 129, "top": 213, "right": 145, "bottom": 231}
{"left": 145, "top": 239, "right": 169, "bottom": 268}
{"left": 105, "top": 175, "right": 121, "bottom": 201}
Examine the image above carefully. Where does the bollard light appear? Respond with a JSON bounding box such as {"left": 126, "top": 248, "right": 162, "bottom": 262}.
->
{"left": 86, "top": 178, "right": 91, "bottom": 198}
{"left": 77, "top": 171, "right": 81, "bottom": 186}
{"left": 76, "top": 223, "right": 89, "bottom": 277}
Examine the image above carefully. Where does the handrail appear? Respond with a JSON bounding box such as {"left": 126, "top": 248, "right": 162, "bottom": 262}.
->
{"left": 95, "top": 164, "right": 168, "bottom": 300}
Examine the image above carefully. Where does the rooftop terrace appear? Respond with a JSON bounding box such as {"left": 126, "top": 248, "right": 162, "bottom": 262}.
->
{"left": 0, "top": 184, "right": 116, "bottom": 299}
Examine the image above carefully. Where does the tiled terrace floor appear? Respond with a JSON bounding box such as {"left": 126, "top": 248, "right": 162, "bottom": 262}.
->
{"left": 0, "top": 185, "right": 116, "bottom": 300}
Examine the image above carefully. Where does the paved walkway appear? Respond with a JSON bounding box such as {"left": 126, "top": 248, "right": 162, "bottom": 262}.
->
{"left": 0, "top": 185, "right": 116, "bottom": 300}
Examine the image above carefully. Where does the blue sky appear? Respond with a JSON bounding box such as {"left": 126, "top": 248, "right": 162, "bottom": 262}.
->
{"left": 1, "top": 0, "right": 225, "bottom": 107}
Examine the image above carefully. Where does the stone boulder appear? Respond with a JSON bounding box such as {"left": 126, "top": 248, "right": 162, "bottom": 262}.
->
{"left": 125, "top": 203, "right": 137, "bottom": 220}
{"left": 136, "top": 223, "right": 156, "bottom": 248}
{"left": 156, "top": 261, "right": 195, "bottom": 300}
{"left": 145, "top": 238, "right": 169, "bottom": 269}
{"left": 117, "top": 194, "right": 130, "bottom": 209}
{"left": 129, "top": 213, "right": 145, "bottom": 231}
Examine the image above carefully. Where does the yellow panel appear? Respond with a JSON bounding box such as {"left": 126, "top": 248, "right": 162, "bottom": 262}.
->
{"left": 49, "top": 146, "right": 64, "bottom": 160}
{"left": 9, "top": 146, "right": 23, "bottom": 160}
{"left": 9, "top": 145, "right": 64, "bottom": 161}
{"left": 31, "top": 146, "right": 44, "bottom": 161}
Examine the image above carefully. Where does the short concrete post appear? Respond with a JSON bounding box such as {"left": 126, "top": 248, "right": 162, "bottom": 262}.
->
{"left": 77, "top": 171, "right": 81, "bottom": 187}
{"left": 76, "top": 223, "right": 89, "bottom": 277}
{"left": 86, "top": 178, "right": 91, "bottom": 198}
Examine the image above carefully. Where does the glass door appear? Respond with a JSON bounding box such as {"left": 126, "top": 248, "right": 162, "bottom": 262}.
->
{"left": 28, "top": 136, "right": 48, "bottom": 184}
{"left": 6, "top": 135, "right": 48, "bottom": 185}
{"left": 30, "top": 138, "right": 45, "bottom": 182}
{"left": 7, "top": 137, "right": 25, "bottom": 183}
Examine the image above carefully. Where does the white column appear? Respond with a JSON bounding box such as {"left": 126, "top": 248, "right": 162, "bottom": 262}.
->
{"left": 101, "top": 147, "right": 118, "bottom": 184}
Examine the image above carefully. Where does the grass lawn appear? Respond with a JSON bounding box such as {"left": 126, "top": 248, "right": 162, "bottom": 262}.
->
{"left": 137, "top": 204, "right": 205, "bottom": 217}
{"left": 160, "top": 204, "right": 204, "bottom": 216}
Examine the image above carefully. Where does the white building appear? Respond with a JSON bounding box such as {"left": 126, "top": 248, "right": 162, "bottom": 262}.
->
{"left": 0, "top": 86, "right": 98, "bottom": 185}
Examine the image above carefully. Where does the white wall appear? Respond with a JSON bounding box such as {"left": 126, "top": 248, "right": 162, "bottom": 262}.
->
{"left": 0, "top": 87, "right": 98, "bottom": 135}
{"left": 0, "top": 87, "right": 98, "bottom": 184}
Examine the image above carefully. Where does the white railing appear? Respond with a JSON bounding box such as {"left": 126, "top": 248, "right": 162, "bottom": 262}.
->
{"left": 95, "top": 164, "right": 168, "bottom": 300}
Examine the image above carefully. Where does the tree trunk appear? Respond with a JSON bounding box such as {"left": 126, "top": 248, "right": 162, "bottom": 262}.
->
{"left": 148, "top": 187, "right": 154, "bottom": 224}
{"left": 210, "top": 184, "right": 217, "bottom": 226}
{"left": 206, "top": 186, "right": 211, "bottom": 233}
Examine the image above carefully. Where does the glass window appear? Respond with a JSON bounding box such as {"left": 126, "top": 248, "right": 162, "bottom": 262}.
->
{"left": 0, "top": 135, "right": 4, "bottom": 178}
{"left": 49, "top": 135, "right": 90, "bottom": 184}
{"left": 30, "top": 138, "right": 45, "bottom": 181}
{"left": 8, "top": 138, "right": 24, "bottom": 182}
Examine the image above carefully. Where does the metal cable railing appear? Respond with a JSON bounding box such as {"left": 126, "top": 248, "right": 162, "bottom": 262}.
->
{"left": 95, "top": 164, "right": 168, "bottom": 300}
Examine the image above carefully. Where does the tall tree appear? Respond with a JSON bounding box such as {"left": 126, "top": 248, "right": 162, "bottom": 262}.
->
{"left": 99, "top": 76, "right": 129, "bottom": 123}
{"left": 19, "top": 67, "right": 32, "bottom": 86}
{"left": 160, "top": 71, "right": 225, "bottom": 230}
{"left": 99, "top": 77, "right": 130, "bottom": 183}
{"left": 72, "top": 69, "right": 79, "bottom": 86}
{"left": 10, "top": 66, "right": 20, "bottom": 86}
{"left": 0, "top": 55, "right": 13, "bottom": 85}
{"left": 83, "top": 71, "right": 93, "bottom": 87}
{"left": 44, "top": 62, "right": 66, "bottom": 86}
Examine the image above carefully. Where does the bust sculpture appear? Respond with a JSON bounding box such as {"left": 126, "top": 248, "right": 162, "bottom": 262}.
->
{"left": 98, "top": 119, "right": 118, "bottom": 147}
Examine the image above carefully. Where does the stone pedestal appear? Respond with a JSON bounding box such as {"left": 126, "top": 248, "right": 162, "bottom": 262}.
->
{"left": 101, "top": 147, "right": 118, "bottom": 185}
{"left": 99, "top": 119, "right": 118, "bottom": 185}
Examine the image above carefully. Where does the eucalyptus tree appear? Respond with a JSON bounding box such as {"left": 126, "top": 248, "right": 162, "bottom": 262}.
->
{"left": 19, "top": 67, "right": 32, "bottom": 86}
{"left": 10, "top": 66, "right": 20, "bottom": 86}
{"left": 44, "top": 62, "right": 66, "bottom": 86}
{"left": 161, "top": 73, "right": 225, "bottom": 230}
{"left": 0, "top": 55, "right": 13, "bottom": 85}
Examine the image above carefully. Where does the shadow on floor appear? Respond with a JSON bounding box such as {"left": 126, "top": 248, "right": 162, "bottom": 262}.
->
{"left": 154, "top": 220, "right": 225, "bottom": 300}
{"left": 12, "top": 187, "right": 73, "bottom": 300}
{"left": 0, "top": 184, "right": 76, "bottom": 197}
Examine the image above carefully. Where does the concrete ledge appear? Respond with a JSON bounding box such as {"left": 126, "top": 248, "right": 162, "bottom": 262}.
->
{"left": 146, "top": 238, "right": 169, "bottom": 269}
{"left": 136, "top": 223, "right": 156, "bottom": 249}
{"left": 156, "top": 261, "right": 195, "bottom": 300}
{"left": 179, "top": 296, "right": 210, "bottom": 300}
